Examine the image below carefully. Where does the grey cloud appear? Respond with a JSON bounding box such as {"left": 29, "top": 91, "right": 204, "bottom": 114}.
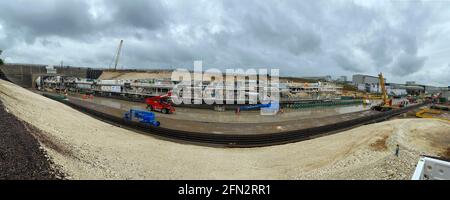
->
{"left": 0, "top": 0, "right": 449, "bottom": 86}
{"left": 391, "top": 53, "right": 426, "bottom": 76}
{"left": 0, "top": 0, "right": 168, "bottom": 44}
{"left": 108, "top": 0, "right": 168, "bottom": 30}
{"left": 0, "top": 0, "right": 94, "bottom": 42}
{"left": 333, "top": 54, "right": 364, "bottom": 73}
{"left": 286, "top": 32, "right": 322, "bottom": 56}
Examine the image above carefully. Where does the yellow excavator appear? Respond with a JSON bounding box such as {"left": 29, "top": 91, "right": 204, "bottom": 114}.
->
{"left": 371, "top": 73, "right": 394, "bottom": 112}
{"left": 416, "top": 105, "right": 450, "bottom": 122}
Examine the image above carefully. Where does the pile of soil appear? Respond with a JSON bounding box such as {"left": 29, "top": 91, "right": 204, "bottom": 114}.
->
{"left": 0, "top": 101, "right": 63, "bottom": 180}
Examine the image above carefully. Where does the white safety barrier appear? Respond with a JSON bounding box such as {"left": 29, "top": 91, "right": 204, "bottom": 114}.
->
{"left": 412, "top": 156, "right": 450, "bottom": 180}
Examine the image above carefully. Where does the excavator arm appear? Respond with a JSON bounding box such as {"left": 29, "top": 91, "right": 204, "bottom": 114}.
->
{"left": 370, "top": 73, "right": 393, "bottom": 111}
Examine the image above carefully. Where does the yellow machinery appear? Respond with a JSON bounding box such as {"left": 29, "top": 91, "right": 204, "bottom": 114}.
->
{"left": 379, "top": 73, "right": 388, "bottom": 103}
{"left": 416, "top": 108, "right": 450, "bottom": 122}
{"left": 368, "top": 94, "right": 383, "bottom": 100}
{"left": 371, "top": 73, "right": 394, "bottom": 111}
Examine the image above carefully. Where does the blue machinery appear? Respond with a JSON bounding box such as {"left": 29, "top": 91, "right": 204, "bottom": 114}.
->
{"left": 238, "top": 103, "right": 271, "bottom": 111}
{"left": 236, "top": 102, "right": 280, "bottom": 113}
{"left": 123, "top": 109, "right": 160, "bottom": 127}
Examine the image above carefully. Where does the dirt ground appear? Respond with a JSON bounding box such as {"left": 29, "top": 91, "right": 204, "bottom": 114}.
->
{"left": 0, "top": 101, "right": 64, "bottom": 180}
{"left": 1, "top": 79, "right": 449, "bottom": 180}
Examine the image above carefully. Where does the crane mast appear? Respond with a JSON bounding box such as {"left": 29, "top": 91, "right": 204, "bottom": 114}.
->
{"left": 113, "top": 40, "right": 123, "bottom": 71}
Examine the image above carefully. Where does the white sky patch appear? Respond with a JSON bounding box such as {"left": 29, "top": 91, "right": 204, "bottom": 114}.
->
{"left": 353, "top": 0, "right": 383, "bottom": 8}
{"left": 87, "top": 0, "right": 112, "bottom": 21}
{"left": 0, "top": 23, "right": 5, "bottom": 39}
{"left": 169, "top": 24, "right": 195, "bottom": 46}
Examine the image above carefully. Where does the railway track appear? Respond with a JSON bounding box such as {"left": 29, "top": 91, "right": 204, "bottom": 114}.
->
{"left": 43, "top": 93, "right": 427, "bottom": 147}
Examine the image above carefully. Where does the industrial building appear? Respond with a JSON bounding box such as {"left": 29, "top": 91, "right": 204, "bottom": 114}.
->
{"left": 352, "top": 74, "right": 447, "bottom": 96}
{"left": 352, "top": 74, "right": 386, "bottom": 93}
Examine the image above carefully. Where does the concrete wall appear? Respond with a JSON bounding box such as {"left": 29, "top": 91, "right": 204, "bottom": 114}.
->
{"left": 0, "top": 64, "right": 47, "bottom": 88}
{"left": 442, "top": 91, "right": 450, "bottom": 101}
{"left": 54, "top": 66, "right": 87, "bottom": 78}
{"left": 424, "top": 85, "right": 446, "bottom": 94}
{"left": 0, "top": 67, "right": 9, "bottom": 81}
{"left": 0, "top": 64, "right": 97, "bottom": 88}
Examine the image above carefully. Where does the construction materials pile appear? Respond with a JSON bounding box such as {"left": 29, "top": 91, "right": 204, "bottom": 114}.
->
{"left": 0, "top": 79, "right": 449, "bottom": 179}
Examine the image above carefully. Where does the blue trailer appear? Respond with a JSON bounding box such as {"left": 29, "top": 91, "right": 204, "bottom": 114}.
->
{"left": 123, "top": 109, "right": 160, "bottom": 127}
{"left": 236, "top": 102, "right": 273, "bottom": 113}
{"left": 237, "top": 103, "right": 270, "bottom": 111}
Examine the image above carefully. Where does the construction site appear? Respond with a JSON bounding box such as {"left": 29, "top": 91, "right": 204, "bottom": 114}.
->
{"left": 0, "top": 61, "right": 449, "bottom": 180}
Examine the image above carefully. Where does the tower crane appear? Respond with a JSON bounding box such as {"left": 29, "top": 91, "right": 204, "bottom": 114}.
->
{"left": 113, "top": 40, "right": 123, "bottom": 71}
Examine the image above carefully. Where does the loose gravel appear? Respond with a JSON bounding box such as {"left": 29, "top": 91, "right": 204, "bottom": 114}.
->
{"left": 0, "top": 101, "right": 64, "bottom": 180}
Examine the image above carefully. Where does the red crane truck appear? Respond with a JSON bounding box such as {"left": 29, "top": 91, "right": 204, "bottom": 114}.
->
{"left": 145, "top": 92, "right": 175, "bottom": 114}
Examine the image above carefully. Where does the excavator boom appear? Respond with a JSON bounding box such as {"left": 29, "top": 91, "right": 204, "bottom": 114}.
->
{"left": 371, "top": 73, "right": 393, "bottom": 111}
{"left": 378, "top": 73, "right": 388, "bottom": 105}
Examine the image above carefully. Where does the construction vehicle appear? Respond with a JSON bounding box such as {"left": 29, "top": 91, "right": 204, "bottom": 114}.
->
{"left": 235, "top": 102, "right": 282, "bottom": 115}
{"left": 145, "top": 92, "right": 175, "bottom": 114}
{"left": 371, "top": 73, "right": 394, "bottom": 112}
{"left": 123, "top": 109, "right": 160, "bottom": 127}
{"left": 236, "top": 103, "right": 272, "bottom": 113}
{"left": 416, "top": 105, "right": 450, "bottom": 122}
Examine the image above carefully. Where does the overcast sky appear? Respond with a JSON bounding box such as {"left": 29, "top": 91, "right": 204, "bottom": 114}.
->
{"left": 0, "top": 0, "right": 449, "bottom": 86}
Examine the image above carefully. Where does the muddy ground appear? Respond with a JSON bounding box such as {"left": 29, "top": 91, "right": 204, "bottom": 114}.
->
{"left": 0, "top": 101, "right": 63, "bottom": 180}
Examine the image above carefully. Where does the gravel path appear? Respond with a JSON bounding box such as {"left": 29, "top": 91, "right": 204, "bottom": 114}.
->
{"left": 0, "top": 101, "right": 64, "bottom": 180}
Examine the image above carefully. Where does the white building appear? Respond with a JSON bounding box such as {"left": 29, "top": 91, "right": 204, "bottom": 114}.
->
{"left": 352, "top": 74, "right": 386, "bottom": 93}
